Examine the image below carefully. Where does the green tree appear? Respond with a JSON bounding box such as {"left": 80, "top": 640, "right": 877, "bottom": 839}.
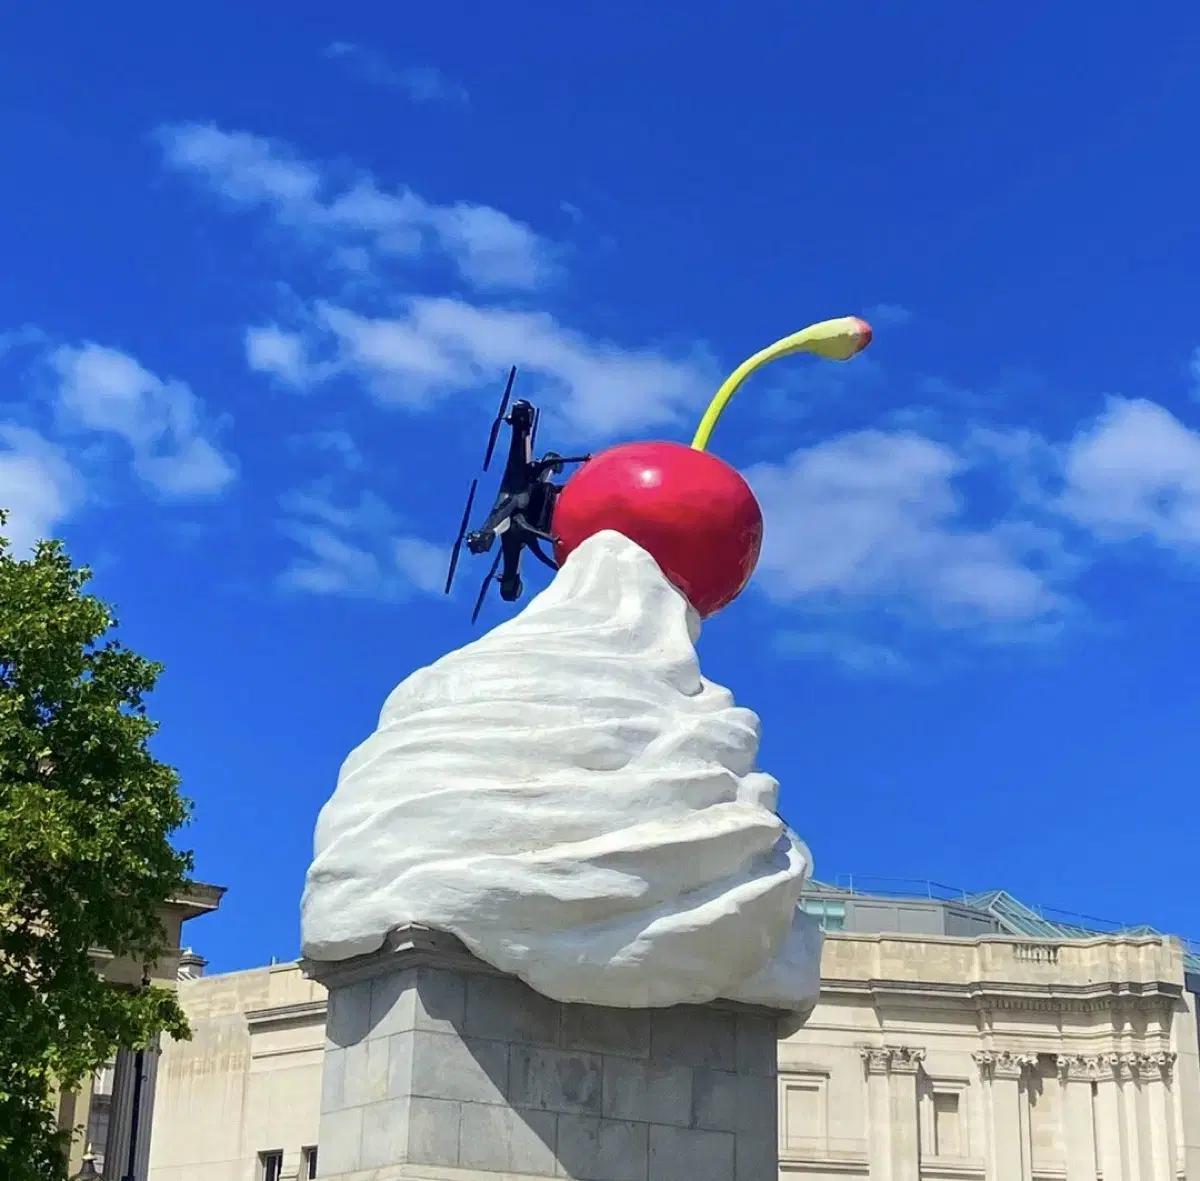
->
{"left": 0, "top": 514, "right": 193, "bottom": 1180}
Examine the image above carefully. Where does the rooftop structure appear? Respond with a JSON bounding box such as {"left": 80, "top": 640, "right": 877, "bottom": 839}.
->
{"left": 801, "top": 874, "right": 1200, "bottom": 977}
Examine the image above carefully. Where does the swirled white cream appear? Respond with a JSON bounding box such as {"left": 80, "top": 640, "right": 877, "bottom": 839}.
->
{"left": 300, "top": 529, "right": 820, "bottom": 1012}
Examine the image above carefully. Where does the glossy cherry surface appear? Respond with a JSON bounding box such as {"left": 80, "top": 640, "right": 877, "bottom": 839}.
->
{"left": 553, "top": 440, "right": 763, "bottom": 618}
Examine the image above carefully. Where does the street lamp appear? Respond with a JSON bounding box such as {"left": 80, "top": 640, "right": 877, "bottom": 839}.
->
{"left": 70, "top": 1156, "right": 100, "bottom": 1181}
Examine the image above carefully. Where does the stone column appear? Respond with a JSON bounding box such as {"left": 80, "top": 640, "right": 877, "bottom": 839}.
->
{"left": 973, "top": 1050, "right": 1035, "bottom": 1181}
{"left": 860, "top": 1049, "right": 893, "bottom": 1181}
{"left": 1094, "top": 1057, "right": 1127, "bottom": 1181}
{"left": 1115, "top": 1053, "right": 1147, "bottom": 1181}
{"left": 1136, "top": 1052, "right": 1178, "bottom": 1181}
{"left": 857, "top": 1046, "right": 924, "bottom": 1181}
{"left": 303, "top": 925, "right": 789, "bottom": 1181}
{"left": 1056, "top": 1055, "right": 1099, "bottom": 1181}
{"left": 887, "top": 1048, "right": 923, "bottom": 1181}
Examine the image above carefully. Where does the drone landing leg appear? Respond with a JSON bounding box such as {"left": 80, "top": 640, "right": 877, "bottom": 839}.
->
{"left": 511, "top": 513, "right": 557, "bottom": 544}
{"left": 527, "top": 537, "right": 559, "bottom": 572}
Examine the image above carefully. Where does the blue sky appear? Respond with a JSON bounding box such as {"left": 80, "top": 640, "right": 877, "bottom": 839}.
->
{"left": 3, "top": 3, "right": 1200, "bottom": 971}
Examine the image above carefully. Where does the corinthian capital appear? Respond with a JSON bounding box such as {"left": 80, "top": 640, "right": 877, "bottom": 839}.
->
{"left": 1134, "top": 1051, "right": 1177, "bottom": 1081}
{"left": 859, "top": 1045, "right": 927, "bottom": 1075}
{"left": 1056, "top": 1054, "right": 1104, "bottom": 1081}
{"left": 973, "top": 1049, "right": 1037, "bottom": 1079}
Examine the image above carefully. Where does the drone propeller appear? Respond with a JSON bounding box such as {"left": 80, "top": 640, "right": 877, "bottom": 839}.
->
{"left": 482, "top": 366, "right": 518, "bottom": 473}
{"left": 471, "top": 549, "right": 503, "bottom": 624}
{"left": 530, "top": 406, "right": 541, "bottom": 453}
{"left": 444, "top": 479, "right": 478, "bottom": 595}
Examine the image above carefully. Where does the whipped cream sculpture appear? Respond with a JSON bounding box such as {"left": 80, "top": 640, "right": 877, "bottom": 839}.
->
{"left": 301, "top": 317, "right": 874, "bottom": 1011}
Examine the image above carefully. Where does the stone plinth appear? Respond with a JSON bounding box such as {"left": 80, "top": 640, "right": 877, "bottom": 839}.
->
{"left": 302, "top": 926, "right": 784, "bottom": 1181}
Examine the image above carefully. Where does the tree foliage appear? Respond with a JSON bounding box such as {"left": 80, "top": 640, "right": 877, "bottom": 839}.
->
{"left": 0, "top": 515, "right": 193, "bottom": 1180}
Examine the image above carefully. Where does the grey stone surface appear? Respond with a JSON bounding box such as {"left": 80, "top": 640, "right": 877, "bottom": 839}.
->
{"left": 359, "top": 1097, "right": 410, "bottom": 1170}
{"left": 648, "top": 1124, "right": 736, "bottom": 1181}
{"left": 325, "top": 978, "right": 371, "bottom": 1048}
{"left": 603, "top": 1056, "right": 692, "bottom": 1128}
{"left": 411, "top": 1028, "right": 508, "bottom": 1105}
{"left": 366, "top": 966, "right": 415, "bottom": 1037}
{"left": 510, "top": 1045, "right": 603, "bottom": 1115}
{"left": 465, "top": 973, "right": 560, "bottom": 1046}
{"left": 651, "top": 1006, "right": 737, "bottom": 1072}
{"left": 408, "top": 1096, "right": 462, "bottom": 1166}
{"left": 734, "top": 1014, "right": 778, "bottom": 1078}
{"left": 734, "top": 1129, "right": 778, "bottom": 1181}
{"left": 460, "top": 1102, "right": 558, "bottom": 1175}
{"left": 309, "top": 926, "right": 787, "bottom": 1180}
{"left": 386, "top": 1030, "right": 414, "bottom": 1099}
{"left": 562, "top": 1004, "right": 651, "bottom": 1058}
{"left": 316, "top": 1106, "right": 363, "bottom": 1176}
{"left": 342, "top": 1037, "right": 390, "bottom": 1107}
{"left": 320, "top": 1045, "right": 345, "bottom": 1113}
{"left": 692, "top": 1069, "right": 740, "bottom": 1132}
{"left": 558, "top": 1115, "right": 649, "bottom": 1181}
{"left": 734, "top": 1076, "right": 776, "bottom": 1138}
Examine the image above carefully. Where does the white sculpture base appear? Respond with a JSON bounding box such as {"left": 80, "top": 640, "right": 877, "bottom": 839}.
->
{"left": 302, "top": 926, "right": 785, "bottom": 1181}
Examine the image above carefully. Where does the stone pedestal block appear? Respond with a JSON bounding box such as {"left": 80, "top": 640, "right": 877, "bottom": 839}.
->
{"left": 302, "top": 926, "right": 785, "bottom": 1181}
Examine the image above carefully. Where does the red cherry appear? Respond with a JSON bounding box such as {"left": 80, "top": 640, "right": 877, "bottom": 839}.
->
{"left": 553, "top": 441, "right": 763, "bottom": 618}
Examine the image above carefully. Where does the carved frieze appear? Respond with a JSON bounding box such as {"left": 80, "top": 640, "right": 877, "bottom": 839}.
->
{"left": 1055, "top": 1050, "right": 1177, "bottom": 1083}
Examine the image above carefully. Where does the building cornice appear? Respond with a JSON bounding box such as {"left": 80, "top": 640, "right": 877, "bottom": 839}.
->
{"left": 244, "top": 999, "right": 328, "bottom": 1032}
{"left": 820, "top": 973, "right": 1181, "bottom": 1014}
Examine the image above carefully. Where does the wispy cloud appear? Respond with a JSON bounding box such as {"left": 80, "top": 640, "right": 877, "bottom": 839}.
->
{"left": 278, "top": 299, "right": 714, "bottom": 437}
{"left": 747, "top": 430, "right": 1070, "bottom": 636}
{"left": 323, "top": 42, "right": 468, "bottom": 106}
{"left": 50, "top": 343, "right": 235, "bottom": 497}
{"left": 775, "top": 629, "right": 909, "bottom": 676}
{"left": 1059, "top": 397, "right": 1200, "bottom": 552}
{"left": 0, "top": 427, "right": 82, "bottom": 555}
{"left": 157, "top": 123, "right": 552, "bottom": 290}
{"left": 158, "top": 119, "right": 1200, "bottom": 646}
{"left": 278, "top": 489, "right": 443, "bottom": 600}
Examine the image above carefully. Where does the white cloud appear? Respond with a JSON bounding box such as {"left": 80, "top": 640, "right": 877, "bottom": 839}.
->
{"left": 277, "top": 297, "right": 713, "bottom": 436}
{"left": 323, "top": 42, "right": 469, "bottom": 106}
{"left": 278, "top": 489, "right": 444, "bottom": 600}
{"left": 747, "top": 430, "right": 1066, "bottom": 630}
{"left": 0, "top": 426, "right": 82, "bottom": 555}
{"left": 50, "top": 343, "right": 235, "bottom": 496}
{"left": 158, "top": 123, "right": 552, "bottom": 290}
{"left": 246, "top": 325, "right": 324, "bottom": 388}
{"left": 1060, "top": 397, "right": 1200, "bottom": 550}
{"left": 775, "top": 630, "right": 908, "bottom": 675}
{"left": 288, "top": 428, "right": 365, "bottom": 471}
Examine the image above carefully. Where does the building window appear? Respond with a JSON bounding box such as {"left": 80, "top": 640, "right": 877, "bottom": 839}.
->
{"left": 303, "top": 1147, "right": 319, "bottom": 1179}
{"left": 933, "top": 1092, "right": 961, "bottom": 1157}
{"left": 800, "top": 899, "right": 846, "bottom": 932}
{"left": 260, "top": 1151, "right": 284, "bottom": 1181}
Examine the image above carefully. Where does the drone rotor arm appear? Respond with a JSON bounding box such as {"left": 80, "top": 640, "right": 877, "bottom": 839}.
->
{"left": 482, "top": 366, "right": 518, "bottom": 473}
{"left": 444, "top": 479, "right": 478, "bottom": 594}
{"left": 471, "top": 550, "right": 503, "bottom": 624}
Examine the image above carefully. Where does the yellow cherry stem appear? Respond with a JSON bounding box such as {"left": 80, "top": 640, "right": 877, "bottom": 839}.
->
{"left": 690, "top": 316, "right": 874, "bottom": 452}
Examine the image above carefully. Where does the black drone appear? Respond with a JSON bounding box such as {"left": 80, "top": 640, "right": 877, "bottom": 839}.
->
{"left": 444, "top": 367, "right": 590, "bottom": 622}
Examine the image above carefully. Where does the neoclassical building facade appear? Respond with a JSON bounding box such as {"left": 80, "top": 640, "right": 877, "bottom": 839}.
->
{"left": 146, "top": 884, "right": 1200, "bottom": 1181}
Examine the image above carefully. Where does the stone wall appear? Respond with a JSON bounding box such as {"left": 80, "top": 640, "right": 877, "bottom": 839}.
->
{"left": 147, "top": 930, "right": 1200, "bottom": 1181}
{"left": 311, "top": 931, "right": 781, "bottom": 1181}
